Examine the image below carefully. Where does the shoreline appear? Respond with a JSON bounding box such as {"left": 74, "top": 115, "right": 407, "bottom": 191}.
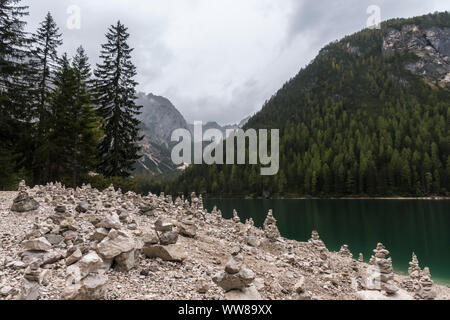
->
{"left": 205, "top": 196, "right": 450, "bottom": 201}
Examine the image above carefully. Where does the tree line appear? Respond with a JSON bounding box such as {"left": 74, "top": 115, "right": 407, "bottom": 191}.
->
{"left": 0, "top": 0, "right": 143, "bottom": 190}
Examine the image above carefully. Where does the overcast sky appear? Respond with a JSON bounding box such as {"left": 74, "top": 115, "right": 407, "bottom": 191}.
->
{"left": 22, "top": 0, "right": 449, "bottom": 125}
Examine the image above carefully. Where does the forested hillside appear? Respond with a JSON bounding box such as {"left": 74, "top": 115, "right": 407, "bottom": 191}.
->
{"left": 169, "top": 12, "right": 450, "bottom": 197}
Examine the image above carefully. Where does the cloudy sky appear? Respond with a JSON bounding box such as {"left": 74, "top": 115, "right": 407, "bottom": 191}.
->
{"left": 23, "top": 0, "right": 449, "bottom": 125}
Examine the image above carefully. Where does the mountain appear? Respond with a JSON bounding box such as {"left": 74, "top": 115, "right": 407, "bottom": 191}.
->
{"left": 135, "top": 92, "right": 189, "bottom": 175}
{"left": 134, "top": 92, "right": 251, "bottom": 175}
{"left": 169, "top": 12, "right": 450, "bottom": 197}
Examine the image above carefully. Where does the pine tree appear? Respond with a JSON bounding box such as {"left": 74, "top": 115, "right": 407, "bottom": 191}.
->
{"left": 0, "top": 0, "right": 32, "bottom": 189}
{"left": 31, "top": 12, "right": 62, "bottom": 183}
{"left": 94, "top": 21, "right": 142, "bottom": 177}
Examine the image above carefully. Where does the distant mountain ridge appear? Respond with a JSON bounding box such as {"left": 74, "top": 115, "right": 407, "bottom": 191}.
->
{"left": 135, "top": 92, "right": 250, "bottom": 175}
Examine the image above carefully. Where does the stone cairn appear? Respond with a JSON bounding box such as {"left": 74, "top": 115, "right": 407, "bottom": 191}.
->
{"left": 212, "top": 248, "right": 261, "bottom": 300}
{"left": 308, "top": 230, "right": 326, "bottom": 250}
{"left": 338, "top": 245, "right": 353, "bottom": 258}
{"left": 232, "top": 209, "right": 241, "bottom": 223}
{"left": 404, "top": 253, "right": 436, "bottom": 300}
{"left": 368, "top": 243, "right": 399, "bottom": 295}
{"left": 308, "top": 231, "right": 330, "bottom": 273}
{"left": 404, "top": 252, "right": 421, "bottom": 291}
{"left": 263, "top": 210, "right": 280, "bottom": 241}
{"left": 10, "top": 181, "right": 39, "bottom": 213}
{"left": 244, "top": 218, "right": 260, "bottom": 248}
{"left": 414, "top": 267, "right": 436, "bottom": 300}
{"left": 358, "top": 253, "right": 364, "bottom": 262}
{"left": 142, "top": 218, "right": 187, "bottom": 262}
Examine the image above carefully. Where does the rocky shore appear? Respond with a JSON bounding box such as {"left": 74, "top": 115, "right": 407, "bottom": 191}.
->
{"left": 0, "top": 181, "right": 449, "bottom": 300}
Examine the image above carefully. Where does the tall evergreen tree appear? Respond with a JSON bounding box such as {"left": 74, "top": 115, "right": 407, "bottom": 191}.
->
{"left": 0, "top": 0, "right": 32, "bottom": 189}
{"left": 31, "top": 12, "right": 62, "bottom": 183}
{"left": 94, "top": 21, "right": 142, "bottom": 177}
{"left": 71, "top": 47, "right": 103, "bottom": 186}
{"left": 47, "top": 51, "right": 102, "bottom": 187}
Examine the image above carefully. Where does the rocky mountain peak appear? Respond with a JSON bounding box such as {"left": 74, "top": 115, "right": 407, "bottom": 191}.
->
{"left": 382, "top": 24, "right": 450, "bottom": 87}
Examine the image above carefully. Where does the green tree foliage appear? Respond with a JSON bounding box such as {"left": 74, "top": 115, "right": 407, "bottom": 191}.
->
{"left": 45, "top": 52, "right": 102, "bottom": 187}
{"left": 30, "top": 11, "right": 62, "bottom": 183}
{"left": 94, "top": 21, "right": 142, "bottom": 178}
{"left": 0, "top": 0, "right": 32, "bottom": 188}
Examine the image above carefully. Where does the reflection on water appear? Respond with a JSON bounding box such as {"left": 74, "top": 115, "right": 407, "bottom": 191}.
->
{"left": 204, "top": 199, "right": 450, "bottom": 285}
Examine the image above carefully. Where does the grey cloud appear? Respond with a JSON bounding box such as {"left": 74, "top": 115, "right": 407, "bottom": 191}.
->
{"left": 21, "top": 0, "right": 450, "bottom": 125}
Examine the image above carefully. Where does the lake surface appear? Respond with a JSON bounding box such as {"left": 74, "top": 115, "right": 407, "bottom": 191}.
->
{"left": 204, "top": 199, "right": 450, "bottom": 285}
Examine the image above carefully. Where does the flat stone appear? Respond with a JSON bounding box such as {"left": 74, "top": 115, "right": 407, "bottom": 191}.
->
{"left": 96, "top": 234, "right": 135, "bottom": 259}
{"left": 155, "top": 218, "right": 173, "bottom": 232}
{"left": 142, "top": 232, "right": 159, "bottom": 246}
{"left": 143, "top": 244, "right": 187, "bottom": 262}
{"left": 45, "top": 234, "right": 64, "bottom": 245}
{"left": 177, "top": 222, "right": 197, "bottom": 238}
{"left": 66, "top": 249, "right": 82, "bottom": 266}
{"left": 90, "top": 228, "right": 109, "bottom": 242}
{"left": 22, "top": 237, "right": 52, "bottom": 251}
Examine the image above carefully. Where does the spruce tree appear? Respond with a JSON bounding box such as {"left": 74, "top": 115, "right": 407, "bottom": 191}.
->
{"left": 31, "top": 12, "right": 62, "bottom": 183}
{"left": 47, "top": 51, "right": 102, "bottom": 186}
{"left": 72, "top": 47, "right": 103, "bottom": 186}
{"left": 94, "top": 21, "right": 142, "bottom": 177}
{"left": 0, "top": 0, "right": 32, "bottom": 189}
{"left": 47, "top": 54, "right": 77, "bottom": 183}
